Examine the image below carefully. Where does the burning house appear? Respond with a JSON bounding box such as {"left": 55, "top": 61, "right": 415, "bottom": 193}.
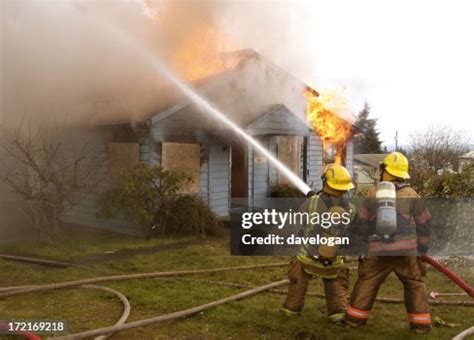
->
{"left": 62, "top": 50, "right": 356, "bottom": 233}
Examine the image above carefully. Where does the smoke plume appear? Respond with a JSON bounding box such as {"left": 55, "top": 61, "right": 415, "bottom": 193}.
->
{"left": 1, "top": 0, "right": 318, "bottom": 126}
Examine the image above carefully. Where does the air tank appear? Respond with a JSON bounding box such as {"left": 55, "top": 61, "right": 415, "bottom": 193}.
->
{"left": 375, "top": 181, "right": 397, "bottom": 240}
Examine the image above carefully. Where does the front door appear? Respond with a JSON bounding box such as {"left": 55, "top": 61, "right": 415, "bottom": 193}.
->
{"left": 231, "top": 145, "right": 247, "bottom": 198}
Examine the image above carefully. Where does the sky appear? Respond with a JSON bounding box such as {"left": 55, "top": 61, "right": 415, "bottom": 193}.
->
{"left": 299, "top": 0, "right": 474, "bottom": 147}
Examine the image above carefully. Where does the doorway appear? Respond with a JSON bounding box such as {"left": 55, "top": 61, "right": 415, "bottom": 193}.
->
{"left": 231, "top": 145, "right": 247, "bottom": 198}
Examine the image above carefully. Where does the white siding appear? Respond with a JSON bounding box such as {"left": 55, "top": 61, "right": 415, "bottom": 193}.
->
{"left": 252, "top": 138, "right": 270, "bottom": 200}
{"left": 208, "top": 144, "right": 230, "bottom": 217}
{"left": 247, "top": 146, "right": 254, "bottom": 206}
{"left": 199, "top": 144, "right": 209, "bottom": 203}
{"left": 306, "top": 134, "right": 323, "bottom": 191}
{"left": 268, "top": 136, "right": 278, "bottom": 185}
{"left": 345, "top": 139, "right": 354, "bottom": 177}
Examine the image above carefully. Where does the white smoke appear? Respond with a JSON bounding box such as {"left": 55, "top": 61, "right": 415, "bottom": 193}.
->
{"left": 1, "top": 0, "right": 318, "bottom": 126}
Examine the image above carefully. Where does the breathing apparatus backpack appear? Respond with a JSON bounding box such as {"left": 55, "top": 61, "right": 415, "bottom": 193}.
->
{"left": 375, "top": 181, "right": 398, "bottom": 241}
{"left": 372, "top": 180, "right": 414, "bottom": 243}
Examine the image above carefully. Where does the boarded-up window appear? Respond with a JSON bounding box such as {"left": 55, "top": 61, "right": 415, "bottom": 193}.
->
{"left": 107, "top": 143, "right": 139, "bottom": 184}
{"left": 277, "top": 136, "right": 302, "bottom": 184}
{"left": 162, "top": 142, "right": 200, "bottom": 194}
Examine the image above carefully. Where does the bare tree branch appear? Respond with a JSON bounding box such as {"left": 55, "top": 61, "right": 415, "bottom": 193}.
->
{"left": 0, "top": 118, "right": 104, "bottom": 242}
{"left": 409, "top": 125, "right": 470, "bottom": 171}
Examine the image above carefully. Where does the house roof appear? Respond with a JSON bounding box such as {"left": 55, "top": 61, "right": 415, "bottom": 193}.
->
{"left": 354, "top": 153, "right": 388, "bottom": 168}
{"left": 245, "top": 104, "right": 310, "bottom": 133}
{"left": 150, "top": 50, "right": 312, "bottom": 127}
{"left": 94, "top": 49, "right": 356, "bottom": 133}
{"left": 150, "top": 101, "right": 312, "bottom": 145}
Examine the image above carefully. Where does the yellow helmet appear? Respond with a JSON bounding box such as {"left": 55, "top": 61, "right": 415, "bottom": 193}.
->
{"left": 382, "top": 152, "right": 410, "bottom": 179}
{"left": 322, "top": 164, "right": 354, "bottom": 191}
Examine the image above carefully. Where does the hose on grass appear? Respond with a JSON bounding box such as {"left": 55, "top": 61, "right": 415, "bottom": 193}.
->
{"left": 47, "top": 276, "right": 474, "bottom": 339}
{"left": 49, "top": 279, "right": 290, "bottom": 340}
{"left": 1, "top": 260, "right": 471, "bottom": 306}
{"left": 421, "top": 255, "right": 474, "bottom": 298}
{"left": 0, "top": 254, "right": 88, "bottom": 269}
{"left": 0, "top": 284, "right": 130, "bottom": 340}
{"left": 0, "top": 262, "right": 289, "bottom": 298}
{"left": 8, "top": 284, "right": 130, "bottom": 338}
{"left": 0, "top": 254, "right": 130, "bottom": 276}
{"left": 79, "top": 285, "right": 131, "bottom": 340}
{"left": 453, "top": 326, "right": 474, "bottom": 340}
{"left": 1, "top": 261, "right": 473, "bottom": 339}
{"left": 0, "top": 264, "right": 358, "bottom": 294}
{"left": 162, "top": 277, "right": 474, "bottom": 307}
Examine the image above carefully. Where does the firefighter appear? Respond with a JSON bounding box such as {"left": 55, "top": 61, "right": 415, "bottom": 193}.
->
{"left": 281, "top": 164, "right": 355, "bottom": 323}
{"left": 344, "top": 152, "right": 432, "bottom": 333}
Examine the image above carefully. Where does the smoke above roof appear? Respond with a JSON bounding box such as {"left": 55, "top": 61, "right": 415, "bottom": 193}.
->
{"left": 1, "top": 0, "right": 318, "bottom": 126}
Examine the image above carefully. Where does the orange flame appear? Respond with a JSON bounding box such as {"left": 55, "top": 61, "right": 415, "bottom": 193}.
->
{"left": 305, "top": 88, "right": 353, "bottom": 146}
{"left": 172, "top": 27, "right": 240, "bottom": 82}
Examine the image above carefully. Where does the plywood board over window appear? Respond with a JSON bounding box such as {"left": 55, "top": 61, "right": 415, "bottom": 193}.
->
{"left": 107, "top": 143, "right": 140, "bottom": 185}
{"left": 277, "top": 136, "right": 302, "bottom": 184}
{"left": 162, "top": 142, "right": 200, "bottom": 194}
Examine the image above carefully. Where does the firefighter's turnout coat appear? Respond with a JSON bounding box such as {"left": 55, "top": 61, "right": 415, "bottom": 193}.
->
{"left": 283, "top": 192, "right": 354, "bottom": 320}
{"left": 345, "top": 182, "right": 433, "bottom": 330}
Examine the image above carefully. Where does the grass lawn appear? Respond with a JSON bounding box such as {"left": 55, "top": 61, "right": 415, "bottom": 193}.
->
{"left": 0, "top": 228, "right": 473, "bottom": 339}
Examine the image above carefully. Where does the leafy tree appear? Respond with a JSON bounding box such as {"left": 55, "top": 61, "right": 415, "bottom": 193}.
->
{"left": 97, "top": 163, "right": 220, "bottom": 238}
{"left": 353, "top": 102, "right": 383, "bottom": 154}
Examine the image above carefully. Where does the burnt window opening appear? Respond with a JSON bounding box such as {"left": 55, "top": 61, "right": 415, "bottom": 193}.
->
{"left": 161, "top": 142, "right": 200, "bottom": 194}
{"left": 322, "top": 140, "right": 347, "bottom": 166}
{"left": 276, "top": 136, "right": 303, "bottom": 184}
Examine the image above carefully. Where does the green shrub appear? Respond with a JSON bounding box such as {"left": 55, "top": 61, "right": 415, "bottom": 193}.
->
{"left": 410, "top": 161, "right": 474, "bottom": 198}
{"left": 409, "top": 162, "right": 473, "bottom": 252}
{"left": 154, "top": 195, "right": 221, "bottom": 237}
{"left": 97, "top": 163, "right": 220, "bottom": 238}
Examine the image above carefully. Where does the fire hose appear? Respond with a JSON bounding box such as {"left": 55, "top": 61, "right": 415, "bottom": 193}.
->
{"left": 0, "top": 262, "right": 288, "bottom": 298}
{"left": 0, "top": 254, "right": 89, "bottom": 269}
{"left": 1, "top": 259, "right": 473, "bottom": 339}
{"left": 420, "top": 255, "right": 474, "bottom": 340}
{"left": 453, "top": 326, "right": 474, "bottom": 340}
{"left": 1, "top": 284, "right": 131, "bottom": 340}
{"left": 162, "top": 277, "right": 474, "bottom": 306}
{"left": 421, "top": 255, "right": 474, "bottom": 298}
{"left": 0, "top": 263, "right": 289, "bottom": 340}
{"left": 50, "top": 279, "right": 290, "bottom": 340}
